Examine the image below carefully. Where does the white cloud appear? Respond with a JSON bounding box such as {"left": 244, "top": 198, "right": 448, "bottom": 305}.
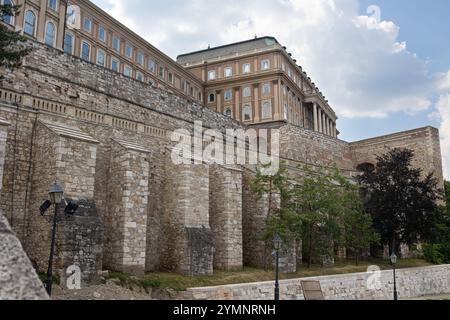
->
{"left": 92, "top": 0, "right": 449, "bottom": 178}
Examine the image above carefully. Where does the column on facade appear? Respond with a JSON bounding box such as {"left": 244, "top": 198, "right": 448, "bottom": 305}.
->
{"left": 253, "top": 84, "right": 260, "bottom": 122}
{"left": 57, "top": 1, "right": 68, "bottom": 50}
{"left": 326, "top": 117, "right": 330, "bottom": 136}
{"left": 273, "top": 80, "right": 280, "bottom": 120}
{"left": 334, "top": 123, "right": 337, "bottom": 138}
{"left": 313, "top": 103, "right": 318, "bottom": 132}
{"left": 318, "top": 109, "right": 323, "bottom": 133}
{"left": 234, "top": 87, "right": 240, "bottom": 121}
{"left": 216, "top": 90, "right": 222, "bottom": 114}
{"left": 37, "top": 0, "right": 48, "bottom": 42}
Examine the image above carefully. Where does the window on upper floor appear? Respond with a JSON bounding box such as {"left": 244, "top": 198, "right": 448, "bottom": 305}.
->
{"left": 125, "top": 43, "right": 133, "bottom": 59}
{"left": 208, "top": 70, "right": 216, "bottom": 81}
{"left": 284, "top": 104, "right": 288, "bottom": 120}
{"left": 112, "top": 35, "right": 120, "bottom": 51}
{"left": 262, "top": 83, "right": 271, "bottom": 96}
{"left": 137, "top": 51, "right": 144, "bottom": 66}
{"left": 148, "top": 59, "right": 156, "bottom": 73}
{"left": 98, "top": 25, "right": 106, "bottom": 42}
{"left": 288, "top": 68, "right": 292, "bottom": 78}
{"left": 124, "top": 65, "right": 132, "bottom": 78}
{"left": 168, "top": 72, "right": 174, "bottom": 84}
{"left": 208, "top": 93, "right": 215, "bottom": 103}
{"left": 48, "top": 0, "right": 57, "bottom": 11}
{"left": 44, "top": 21, "right": 56, "bottom": 47}
{"left": 243, "top": 63, "right": 251, "bottom": 74}
{"left": 111, "top": 57, "right": 119, "bottom": 72}
{"left": 136, "top": 71, "right": 144, "bottom": 82}
{"left": 81, "top": 41, "right": 91, "bottom": 61}
{"left": 243, "top": 104, "right": 252, "bottom": 122}
{"left": 224, "top": 67, "right": 232, "bottom": 78}
{"left": 64, "top": 32, "right": 74, "bottom": 54}
{"left": 159, "top": 66, "right": 165, "bottom": 79}
{"left": 261, "top": 59, "right": 270, "bottom": 71}
{"left": 262, "top": 100, "right": 272, "bottom": 119}
{"left": 96, "top": 49, "right": 106, "bottom": 67}
{"left": 243, "top": 87, "right": 251, "bottom": 98}
{"left": 1, "top": 0, "right": 14, "bottom": 25}
{"left": 224, "top": 89, "right": 232, "bottom": 101}
{"left": 24, "top": 10, "right": 36, "bottom": 36}
{"left": 83, "top": 16, "right": 92, "bottom": 33}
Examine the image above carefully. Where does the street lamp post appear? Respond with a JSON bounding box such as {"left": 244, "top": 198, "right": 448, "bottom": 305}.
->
{"left": 273, "top": 234, "right": 282, "bottom": 301}
{"left": 45, "top": 183, "right": 64, "bottom": 296}
{"left": 390, "top": 252, "right": 398, "bottom": 301}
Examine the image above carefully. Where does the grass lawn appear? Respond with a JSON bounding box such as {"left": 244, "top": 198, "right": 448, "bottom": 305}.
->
{"left": 107, "top": 258, "right": 432, "bottom": 292}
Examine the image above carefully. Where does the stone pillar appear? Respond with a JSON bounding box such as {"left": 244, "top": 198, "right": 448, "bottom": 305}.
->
{"left": 318, "top": 109, "right": 323, "bottom": 133}
{"left": 209, "top": 165, "right": 243, "bottom": 271}
{"left": 106, "top": 139, "right": 150, "bottom": 276}
{"left": 234, "top": 87, "right": 240, "bottom": 121}
{"left": 216, "top": 90, "right": 222, "bottom": 114}
{"left": 273, "top": 80, "right": 280, "bottom": 120}
{"left": 27, "top": 121, "right": 103, "bottom": 287}
{"left": 313, "top": 104, "right": 318, "bottom": 132}
{"left": 0, "top": 119, "right": 10, "bottom": 192}
{"left": 253, "top": 84, "right": 260, "bottom": 123}
{"left": 56, "top": 0, "right": 67, "bottom": 50}
{"left": 161, "top": 152, "right": 213, "bottom": 276}
{"left": 37, "top": 0, "right": 48, "bottom": 43}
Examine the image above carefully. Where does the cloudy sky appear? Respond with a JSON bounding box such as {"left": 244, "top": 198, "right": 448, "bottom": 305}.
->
{"left": 92, "top": 0, "right": 450, "bottom": 179}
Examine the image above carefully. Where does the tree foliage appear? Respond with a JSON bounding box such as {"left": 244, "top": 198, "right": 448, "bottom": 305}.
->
{"left": 358, "top": 148, "right": 442, "bottom": 255}
{"left": 1, "top": 4, "right": 31, "bottom": 69}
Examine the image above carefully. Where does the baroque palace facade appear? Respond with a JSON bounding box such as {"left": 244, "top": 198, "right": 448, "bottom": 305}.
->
{"left": 0, "top": 0, "right": 444, "bottom": 286}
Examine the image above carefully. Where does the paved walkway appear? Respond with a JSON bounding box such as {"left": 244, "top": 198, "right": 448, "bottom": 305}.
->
{"left": 406, "top": 294, "right": 450, "bottom": 300}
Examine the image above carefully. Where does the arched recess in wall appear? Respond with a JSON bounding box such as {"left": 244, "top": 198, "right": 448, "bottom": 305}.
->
{"left": 356, "top": 162, "right": 375, "bottom": 173}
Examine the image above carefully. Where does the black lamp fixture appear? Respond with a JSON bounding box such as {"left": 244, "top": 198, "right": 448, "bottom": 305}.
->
{"left": 390, "top": 252, "right": 398, "bottom": 301}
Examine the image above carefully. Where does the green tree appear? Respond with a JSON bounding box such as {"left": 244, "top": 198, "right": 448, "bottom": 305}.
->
{"left": 1, "top": 4, "right": 31, "bottom": 69}
{"left": 358, "top": 148, "right": 442, "bottom": 255}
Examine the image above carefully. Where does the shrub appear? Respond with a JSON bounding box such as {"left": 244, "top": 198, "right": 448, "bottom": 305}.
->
{"left": 422, "top": 244, "right": 444, "bottom": 264}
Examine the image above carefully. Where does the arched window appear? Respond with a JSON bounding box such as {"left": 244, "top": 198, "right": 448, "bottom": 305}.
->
{"left": 208, "top": 93, "right": 215, "bottom": 103}
{"left": 45, "top": 21, "right": 56, "bottom": 46}
{"left": 225, "top": 108, "right": 232, "bottom": 118}
{"left": 24, "top": 10, "right": 36, "bottom": 36}
{"left": 1, "top": 0, "right": 14, "bottom": 25}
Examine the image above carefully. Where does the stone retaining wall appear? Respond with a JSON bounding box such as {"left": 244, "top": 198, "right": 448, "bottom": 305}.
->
{"left": 183, "top": 265, "right": 450, "bottom": 300}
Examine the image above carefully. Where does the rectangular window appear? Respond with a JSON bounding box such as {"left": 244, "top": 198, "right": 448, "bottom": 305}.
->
{"left": 83, "top": 17, "right": 92, "bottom": 33}
{"left": 261, "top": 59, "right": 270, "bottom": 70}
{"left": 125, "top": 43, "right": 133, "bottom": 59}
{"left": 288, "top": 68, "right": 292, "bottom": 78}
{"left": 224, "top": 89, "right": 232, "bottom": 101}
{"left": 136, "top": 71, "right": 144, "bottom": 82}
{"left": 262, "top": 100, "right": 273, "bottom": 119}
{"left": 243, "top": 87, "right": 251, "bottom": 98}
{"left": 98, "top": 25, "right": 106, "bottom": 42}
{"left": 81, "top": 41, "right": 90, "bottom": 61}
{"left": 48, "top": 0, "right": 57, "bottom": 11}
{"left": 224, "top": 67, "right": 232, "bottom": 78}
{"left": 148, "top": 59, "right": 156, "bottom": 72}
{"left": 208, "top": 70, "right": 216, "bottom": 80}
{"left": 159, "top": 66, "right": 165, "bottom": 79}
{"left": 262, "top": 83, "right": 271, "bottom": 96}
{"left": 64, "top": 32, "right": 74, "bottom": 54}
{"left": 96, "top": 50, "right": 106, "bottom": 67}
{"left": 112, "top": 35, "right": 120, "bottom": 51}
{"left": 137, "top": 51, "right": 144, "bottom": 66}
{"left": 111, "top": 58, "right": 119, "bottom": 72}
{"left": 168, "top": 72, "right": 174, "bottom": 84}
{"left": 124, "top": 65, "right": 132, "bottom": 77}
{"left": 243, "top": 63, "right": 251, "bottom": 74}
{"left": 243, "top": 104, "right": 252, "bottom": 122}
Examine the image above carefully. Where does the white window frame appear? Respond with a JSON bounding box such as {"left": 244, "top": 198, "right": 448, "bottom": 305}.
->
{"left": 44, "top": 21, "right": 56, "bottom": 47}
{"left": 98, "top": 25, "right": 106, "bottom": 42}
{"left": 148, "top": 58, "right": 156, "bottom": 73}
{"left": 47, "top": 0, "right": 58, "bottom": 11}
{"left": 243, "top": 87, "right": 251, "bottom": 98}
{"left": 243, "top": 63, "right": 251, "bottom": 74}
{"left": 224, "top": 67, "right": 232, "bottom": 78}
{"left": 125, "top": 43, "right": 133, "bottom": 59}
{"left": 111, "top": 57, "right": 120, "bottom": 72}
{"left": 63, "top": 31, "right": 74, "bottom": 54}
{"left": 83, "top": 16, "right": 92, "bottom": 33}
{"left": 262, "top": 83, "right": 271, "bottom": 96}
{"left": 224, "top": 89, "right": 232, "bottom": 101}
{"left": 208, "top": 70, "right": 216, "bottom": 80}
{"left": 123, "top": 64, "right": 132, "bottom": 78}
{"left": 2, "top": 0, "right": 15, "bottom": 25}
{"left": 112, "top": 35, "right": 120, "bottom": 51}
{"left": 96, "top": 49, "right": 106, "bottom": 67}
{"left": 81, "top": 40, "right": 91, "bottom": 61}
{"left": 262, "top": 100, "right": 272, "bottom": 119}
{"left": 261, "top": 59, "right": 270, "bottom": 71}
{"left": 137, "top": 51, "right": 144, "bottom": 66}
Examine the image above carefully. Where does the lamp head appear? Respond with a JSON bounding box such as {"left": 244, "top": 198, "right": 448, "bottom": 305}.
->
{"left": 49, "top": 183, "right": 64, "bottom": 204}
{"left": 390, "top": 253, "right": 397, "bottom": 265}
{"left": 273, "top": 234, "right": 282, "bottom": 250}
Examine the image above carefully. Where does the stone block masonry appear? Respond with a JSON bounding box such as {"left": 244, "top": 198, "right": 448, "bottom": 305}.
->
{"left": 0, "top": 42, "right": 445, "bottom": 286}
{"left": 183, "top": 265, "right": 450, "bottom": 300}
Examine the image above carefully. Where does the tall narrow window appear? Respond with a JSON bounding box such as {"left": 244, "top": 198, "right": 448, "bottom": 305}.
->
{"left": 262, "top": 83, "right": 271, "bottom": 96}
{"left": 98, "top": 25, "right": 106, "bottom": 42}
{"left": 136, "top": 71, "right": 144, "bottom": 82}
{"left": 47, "top": 0, "right": 57, "bottom": 11}
{"left": 243, "top": 104, "right": 252, "bottom": 122}
{"left": 44, "top": 22, "right": 56, "bottom": 46}
{"left": 224, "top": 67, "right": 232, "bottom": 78}
{"left": 111, "top": 58, "right": 119, "bottom": 72}
{"left": 208, "top": 70, "right": 216, "bottom": 80}
{"left": 64, "top": 32, "right": 74, "bottom": 54}
{"left": 81, "top": 41, "right": 91, "bottom": 61}
{"left": 208, "top": 93, "right": 215, "bottom": 103}
{"left": 96, "top": 49, "right": 106, "bottom": 67}
{"left": 125, "top": 43, "right": 133, "bottom": 59}
{"left": 148, "top": 59, "right": 156, "bottom": 73}
{"left": 224, "top": 89, "right": 232, "bottom": 101}
{"left": 24, "top": 10, "right": 36, "bottom": 36}
{"left": 243, "top": 87, "right": 251, "bottom": 98}
{"left": 261, "top": 59, "right": 270, "bottom": 70}
{"left": 243, "top": 63, "right": 251, "bottom": 74}
{"left": 112, "top": 35, "right": 120, "bottom": 51}
{"left": 262, "top": 101, "right": 272, "bottom": 119}
{"left": 124, "top": 65, "right": 132, "bottom": 77}
{"left": 137, "top": 51, "right": 144, "bottom": 66}
{"left": 1, "top": 0, "right": 14, "bottom": 24}
{"left": 83, "top": 16, "right": 92, "bottom": 33}
{"left": 284, "top": 104, "right": 288, "bottom": 120}
{"left": 159, "top": 66, "right": 165, "bottom": 79}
